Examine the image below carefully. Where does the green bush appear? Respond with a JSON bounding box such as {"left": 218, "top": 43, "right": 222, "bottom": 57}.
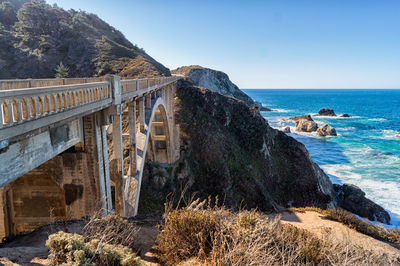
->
{"left": 46, "top": 231, "right": 141, "bottom": 266}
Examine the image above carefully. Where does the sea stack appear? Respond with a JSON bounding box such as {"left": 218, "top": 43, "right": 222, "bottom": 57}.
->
{"left": 317, "top": 124, "right": 337, "bottom": 136}
{"left": 317, "top": 108, "right": 336, "bottom": 116}
{"left": 289, "top": 115, "right": 318, "bottom": 132}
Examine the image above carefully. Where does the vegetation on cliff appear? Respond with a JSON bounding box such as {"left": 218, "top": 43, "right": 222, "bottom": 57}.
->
{"left": 0, "top": 0, "right": 170, "bottom": 79}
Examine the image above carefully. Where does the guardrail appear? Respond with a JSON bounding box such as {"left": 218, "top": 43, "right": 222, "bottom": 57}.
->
{"left": 0, "top": 76, "right": 180, "bottom": 131}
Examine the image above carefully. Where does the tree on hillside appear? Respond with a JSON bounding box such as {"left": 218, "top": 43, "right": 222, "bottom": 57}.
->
{"left": 0, "top": 1, "right": 17, "bottom": 26}
{"left": 55, "top": 62, "right": 69, "bottom": 78}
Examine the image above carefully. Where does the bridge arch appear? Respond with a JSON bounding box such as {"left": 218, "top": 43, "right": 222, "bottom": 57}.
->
{"left": 124, "top": 97, "right": 173, "bottom": 216}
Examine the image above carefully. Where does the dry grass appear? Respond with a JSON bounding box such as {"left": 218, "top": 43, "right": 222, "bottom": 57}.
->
{"left": 157, "top": 200, "right": 397, "bottom": 265}
{"left": 83, "top": 213, "right": 138, "bottom": 250}
{"left": 291, "top": 207, "right": 400, "bottom": 246}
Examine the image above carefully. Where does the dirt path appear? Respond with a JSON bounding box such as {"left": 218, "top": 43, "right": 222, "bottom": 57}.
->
{"left": 278, "top": 211, "right": 400, "bottom": 260}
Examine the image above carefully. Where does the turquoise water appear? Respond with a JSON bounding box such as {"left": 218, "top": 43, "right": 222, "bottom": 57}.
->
{"left": 244, "top": 89, "right": 400, "bottom": 226}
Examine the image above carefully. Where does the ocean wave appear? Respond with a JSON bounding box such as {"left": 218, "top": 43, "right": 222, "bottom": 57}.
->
{"left": 321, "top": 161, "right": 400, "bottom": 226}
{"left": 271, "top": 108, "right": 292, "bottom": 113}
{"left": 311, "top": 114, "right": 362, "bottom": 119}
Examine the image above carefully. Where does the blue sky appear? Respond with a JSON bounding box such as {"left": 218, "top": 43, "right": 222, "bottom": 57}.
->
{"left": 47, "top": 0, "right": 400, "bottom": 89}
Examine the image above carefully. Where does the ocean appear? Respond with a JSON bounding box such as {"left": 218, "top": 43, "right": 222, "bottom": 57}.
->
{"left": 244, "top": 89, "right": 400, "bottom": 227}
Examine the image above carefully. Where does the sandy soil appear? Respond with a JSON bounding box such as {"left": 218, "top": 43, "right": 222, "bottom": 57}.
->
{"left": 278, "top": 211, "right": 400, "bottom": 260}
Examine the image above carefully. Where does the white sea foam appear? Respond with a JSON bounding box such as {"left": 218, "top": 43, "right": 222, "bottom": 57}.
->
{"left": 368, "top": 118, "right": 387, "bottom": 122}
{"left": 271, "top": 108, "right": 292, "bottom": 113}
{"left": 321, "top": 163, "right": 400, "bottom": 227}
{"left": 311, "top": 114, "right": 362, "bottom": 119}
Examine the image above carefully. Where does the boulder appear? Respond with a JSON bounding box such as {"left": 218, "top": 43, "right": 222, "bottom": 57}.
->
{"left": 317, "top": 108, "right": 336, "bottom": 116}
{"left": 333, "top": 184, "right": 391, "bottom": 224}
{"left": 396, "top": 132, "right": 400, "bottom": 138}
{"left": 283, "top": 126, "right": 291, "bottom": 133}
{"left": 295, "top": 120, "right": 318, "bottom": 132}
{"left": 317, "top": 124, "right": 337, "bottom": 136}
{"left": 289, "top": 114, "right": 313, "bottom": 122}
{"left": 340, "top": 113, "right": 351, "bottom": 118}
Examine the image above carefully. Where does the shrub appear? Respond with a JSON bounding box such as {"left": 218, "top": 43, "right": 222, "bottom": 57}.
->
{"left": 46, "top": 231, "right": 141, "bottom": 266}
{"left": 83, "top": 214, "right": 138, "bottom": 250}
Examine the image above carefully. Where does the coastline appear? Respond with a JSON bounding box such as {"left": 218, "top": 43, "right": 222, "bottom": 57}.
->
{"left": 245, "top": 88, "right": 400, "bottom": 227}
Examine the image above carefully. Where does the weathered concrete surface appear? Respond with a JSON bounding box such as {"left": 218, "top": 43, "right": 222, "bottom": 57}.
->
{"left": 0, "top": 119, "right": 83, "bottom": 187}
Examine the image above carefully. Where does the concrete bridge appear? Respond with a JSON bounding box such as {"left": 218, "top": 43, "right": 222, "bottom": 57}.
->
{"left": 0, "top": 75, "right": 181, "bottom": 238}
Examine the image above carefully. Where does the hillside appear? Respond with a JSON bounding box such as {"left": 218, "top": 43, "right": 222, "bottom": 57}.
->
{"left": 0, "top": 0, "right": 170, "bottom": 79}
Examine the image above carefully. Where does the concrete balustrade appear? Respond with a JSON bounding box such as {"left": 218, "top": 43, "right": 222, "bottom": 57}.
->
{"left": 0, "top": 82, "right": 110, "bottom": 129}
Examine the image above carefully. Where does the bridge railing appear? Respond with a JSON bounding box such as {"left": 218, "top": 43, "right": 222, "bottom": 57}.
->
{"left": 0, "top": 82, "right": 110, "bottom": 128}
{"left": 120, "top": 76, "right": 178, "bottom": 98}
{"left": 0, "top": 77, "right": 107, "bottom": 90}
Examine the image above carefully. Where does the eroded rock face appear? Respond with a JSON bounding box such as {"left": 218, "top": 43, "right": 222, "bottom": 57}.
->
{"left": 333, "top": 184, "right": 390, "bottom": 224}
{"left": 317, "top": 108, "right": 336, "bottom": 116}
{"left": 295, "top": 120, "right": 318, "bottom": 132}
{"left": 172, "top": 66, "right": 255, "bottom": 106}
{"left": 317, "top": 124, "right": 337, "bottom": 136}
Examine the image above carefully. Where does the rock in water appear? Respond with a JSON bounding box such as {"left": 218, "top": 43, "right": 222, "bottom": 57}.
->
{"left": 317, "top": 108, "right": 336, "bottom": 116}
{"left": 340, "top": 113, "right": 351, "bottom": 117}
{"left": 289, "top": 115, "right": 318, "bottom": 132}
{"left": 283, "top": 127, "right": 291, "bottom": 133}
{"left": 334, "top": 184, "right": 391, "bottom": 224}
{"left": 396, "top": 132, "right": 400, "bottom": 137}
{"left": 296, "top": 120, "right": 318, "bottom": 132}
{"left": 289, "top": 114, "right": 313, "bottom": 121}
{"left": 317, "top": 124, "right": 337, "bottom": 136}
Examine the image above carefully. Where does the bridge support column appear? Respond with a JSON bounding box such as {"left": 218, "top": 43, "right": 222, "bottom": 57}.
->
{"left": 123, "top": 101, "right": 138, "bottom": 217}
{"left": 139, "top": 98, "right": 145, "bottom": 132}
{"left": 112, "top": 113, "right": 125, "bottom": 216}
{"left": 95, "top": 112, "right": 112, "bottom": 215}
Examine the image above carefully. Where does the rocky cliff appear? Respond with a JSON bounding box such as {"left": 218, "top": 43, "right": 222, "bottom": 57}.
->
{"left": 140, "top": 79, "right": 336, "bottom": 213}
{"left": 0, "top": 0, "right": 170, "bottom": 79}
{"left": 172, "top": 65, "right": 255, "bottom": 106}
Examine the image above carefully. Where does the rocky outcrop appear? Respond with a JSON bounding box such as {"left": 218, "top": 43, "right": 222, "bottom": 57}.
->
{"left": 283, "top": 127, "right": 291, "bottom": 133}
{"left": 316, "top": 108, "right": 336, "bottom": 116}
{"left": 172, "top": 65, "right": 255, "bottom": 106}
{"left": 289, "top": 114, "right": 313, "bottom": 121}
{"left": 333, "top": 184, "right": 390, "bottom": 224}
{"left": 295, "top": 120, "right": 318, "bottom": 132}
{"left": 289, "top": 115, "right": 318, "bottom": 132}
{"left": 340, "top": 114, "right": 351, "bottom": 118}
{"left": 165, "top": 79, "right": 336, "bottom": 212}
{"left": 317, "top": 124, "right": 337, "bottom": 136}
